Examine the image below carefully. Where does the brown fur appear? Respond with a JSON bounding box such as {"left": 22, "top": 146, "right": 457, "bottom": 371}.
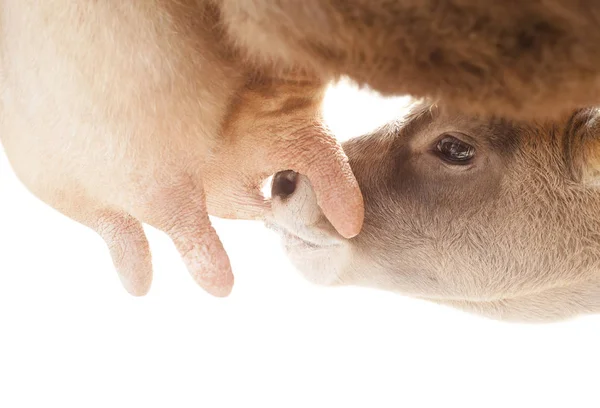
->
{"left": 216, "top": 0, "right": 600, "bottom": 120}
{"left": 4, "top": 0, "right": 600, "bottom": 298}
{"left": 269, "top": 104, "right": 600, "bottom": 322}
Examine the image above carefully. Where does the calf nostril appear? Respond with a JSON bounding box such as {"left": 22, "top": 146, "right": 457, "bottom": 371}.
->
{"left": 271, "top": 170, "right": 298, "bottom": 199}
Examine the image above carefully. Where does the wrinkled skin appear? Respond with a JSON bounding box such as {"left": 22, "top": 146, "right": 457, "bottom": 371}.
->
{"left": 269, "top": 104, "right": 600, "bottom": 322}
{"left": 5, "top": 0, "right": 600, "bottom": 297}
{"left": 0, "top": 1, "right": 362, "bottom": 296}
{"left": 204, "top": 74, "right": 361, "bottom": 236}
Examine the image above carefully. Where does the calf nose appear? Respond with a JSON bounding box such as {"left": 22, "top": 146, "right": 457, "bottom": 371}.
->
{"left": 271, "top": 171, "right": 323, "bottom": 228}
{"left": 271, "top": 170, "right": 298, "bottom": 199}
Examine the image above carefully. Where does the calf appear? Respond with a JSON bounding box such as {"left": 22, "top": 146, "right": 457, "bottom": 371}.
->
{"left": 269, "top": 104, "right": 600, "bottom": 322}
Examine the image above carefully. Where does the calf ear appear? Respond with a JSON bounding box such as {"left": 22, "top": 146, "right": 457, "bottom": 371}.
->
{"left": 566, "top": 107, "right": 600, "bottom": 185}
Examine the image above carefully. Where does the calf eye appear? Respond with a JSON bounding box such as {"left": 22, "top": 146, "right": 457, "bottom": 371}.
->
{"left": 436, "top": 134, "right": 475, "bottom": 164}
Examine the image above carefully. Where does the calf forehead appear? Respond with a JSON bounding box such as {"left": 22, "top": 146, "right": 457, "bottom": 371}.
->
{"left": 350, "top": 107, "right": 574, "bottom": 237}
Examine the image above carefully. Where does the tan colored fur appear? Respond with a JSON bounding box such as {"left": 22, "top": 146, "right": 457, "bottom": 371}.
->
{"left": 0, "top": 1, "right": 363, "bottom": 296}
{"left": 4, "top": 0, "right": 600, "bottom": 300}
{"left": 269, "top": 104, "right": 600, "bottom": 322}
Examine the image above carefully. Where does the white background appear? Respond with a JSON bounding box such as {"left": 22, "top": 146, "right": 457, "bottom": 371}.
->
{"left": 1, "top": 83, "right": 598, "bottom": 408}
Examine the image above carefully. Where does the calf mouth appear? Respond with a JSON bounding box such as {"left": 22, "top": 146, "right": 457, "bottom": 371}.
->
{"left": 264, "top": 219, "right": 341, "bottom": 251}
{"left": 266, "top": 169, "right": 346, "bottom": 251}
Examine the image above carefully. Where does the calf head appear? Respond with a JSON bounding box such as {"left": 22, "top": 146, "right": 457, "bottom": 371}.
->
{"left": 268, "top": 103, "right": 600, "bottom": 322}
